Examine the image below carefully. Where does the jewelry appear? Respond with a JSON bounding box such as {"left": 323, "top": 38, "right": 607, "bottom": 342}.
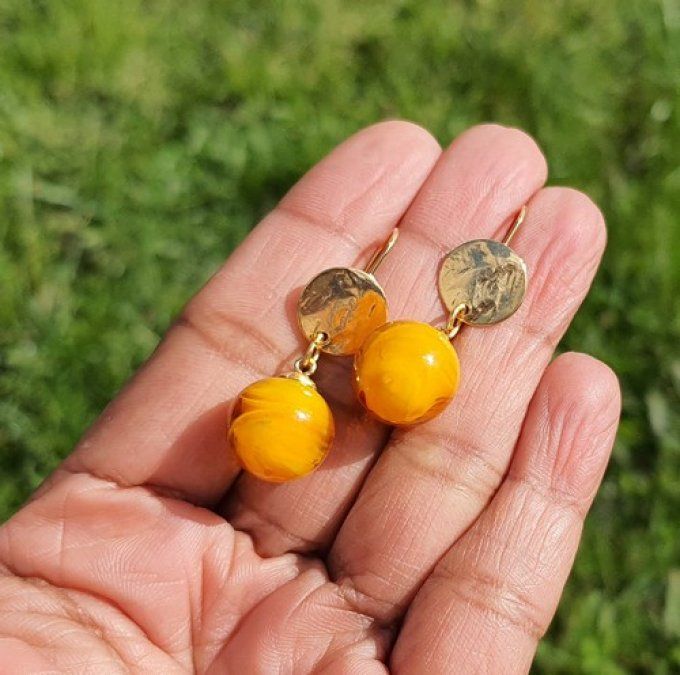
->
{"left": 228, "top": 231, "right": 398, "bottom": 482}
{"left": 354, "top": 207, "right": 528, "bottom": 426}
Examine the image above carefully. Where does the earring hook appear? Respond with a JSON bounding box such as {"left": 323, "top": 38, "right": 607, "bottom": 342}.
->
{"left": 502, "top": 205, "right": 527, "bottom": 246}
{"left": 365, "top": 228, "right": 399, "bottom": 275}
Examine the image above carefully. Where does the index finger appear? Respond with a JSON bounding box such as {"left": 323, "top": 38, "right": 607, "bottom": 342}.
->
{"left": 46, "top": 122, "right": 441, "bottom": 506}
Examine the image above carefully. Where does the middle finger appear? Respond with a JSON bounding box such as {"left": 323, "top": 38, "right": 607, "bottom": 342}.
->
{"left": 329, "top": 169, "right": 606, "bottom": 625}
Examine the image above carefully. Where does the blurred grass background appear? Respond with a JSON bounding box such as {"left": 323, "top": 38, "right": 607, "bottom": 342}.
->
{"left": 0, "top": 0, "right": 678, "bottom": 671}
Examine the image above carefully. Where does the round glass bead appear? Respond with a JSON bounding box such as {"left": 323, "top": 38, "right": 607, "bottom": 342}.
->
{"left": 353, "top": 320, "right": 460, "bottom": 426}
{"left": 228, "top": 376, "right": 334, "bottom": 482}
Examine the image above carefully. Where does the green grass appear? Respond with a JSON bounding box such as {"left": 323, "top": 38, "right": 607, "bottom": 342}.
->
{"left": 1, "top": 0, "right": 679, "bottom": 671}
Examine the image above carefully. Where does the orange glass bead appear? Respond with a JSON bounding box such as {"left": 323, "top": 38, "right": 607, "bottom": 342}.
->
{"left": 228, "top": 376, "right": 334, "bottom": 483}
{"left": 353, "top": 320, "right": 460, "bottom": 426}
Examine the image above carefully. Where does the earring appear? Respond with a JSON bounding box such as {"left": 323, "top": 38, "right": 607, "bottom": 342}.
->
{"left": 228, "top": 230, "right": 398, "bottom": 483}
{"left": 354, "top": 207, "right": 528, "bottom": 426}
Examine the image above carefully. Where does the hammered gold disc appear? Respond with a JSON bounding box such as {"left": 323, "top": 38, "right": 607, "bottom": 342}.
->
{"left": 439, "top": 239, "right": 527, "bottom": 325}
{"left": 298, "top": 267, "right": 388, "bottom": 355}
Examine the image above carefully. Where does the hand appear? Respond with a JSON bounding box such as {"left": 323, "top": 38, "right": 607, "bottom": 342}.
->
{"left": 0, "top": 123, "right": 620, "bottom": 674}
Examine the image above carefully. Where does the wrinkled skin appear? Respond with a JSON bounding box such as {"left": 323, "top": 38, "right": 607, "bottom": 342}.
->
{"left": 0, "top": 123, "right": 620, "bottom": 674}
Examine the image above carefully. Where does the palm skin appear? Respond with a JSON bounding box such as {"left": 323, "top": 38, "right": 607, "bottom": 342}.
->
{"left": 0, "top": 122, "right": 620, "bottom": 674}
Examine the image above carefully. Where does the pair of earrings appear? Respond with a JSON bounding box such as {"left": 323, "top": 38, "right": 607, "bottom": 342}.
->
{"left": 228, "top": 207, "right": 528, "bottom": 483}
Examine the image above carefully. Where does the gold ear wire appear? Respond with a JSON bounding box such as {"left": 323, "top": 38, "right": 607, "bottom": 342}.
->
{"left": 502, "top": 205, "right": 526, "bottom": 246}
{"left": 365, "top": 228, "right": 399, "bottom": 275}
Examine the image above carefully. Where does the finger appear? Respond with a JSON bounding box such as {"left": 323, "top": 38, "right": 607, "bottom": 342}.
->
{"left": 50, "top": 121, "right": 441, "bottom": 506}
{"left": 328, "top": 183, "right": 607, "bottom": 625}
{"left": 225, "top": 125, "right": 547, "bottom": 555}
{"left": 391, "top": 353, "right": 621, "bottom": 673}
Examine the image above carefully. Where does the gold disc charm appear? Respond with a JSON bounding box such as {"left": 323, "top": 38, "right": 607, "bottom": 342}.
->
{"left": 298, "top": 267, "right": 388, "bottom": 355}
{"left": 438, "top": 239, "right": 527, "bottom": 325}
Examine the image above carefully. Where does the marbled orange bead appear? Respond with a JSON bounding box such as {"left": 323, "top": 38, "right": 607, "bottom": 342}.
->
{"left": 353, "top": 320, "right": 460, "bottom": 426}
{"left": 228, "top": 376, "right": 334, "bottom": 483}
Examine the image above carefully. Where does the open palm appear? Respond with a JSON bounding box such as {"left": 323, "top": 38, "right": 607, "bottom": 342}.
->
{"left": 0, "top": 123, "right": 620, "bottom": 674}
